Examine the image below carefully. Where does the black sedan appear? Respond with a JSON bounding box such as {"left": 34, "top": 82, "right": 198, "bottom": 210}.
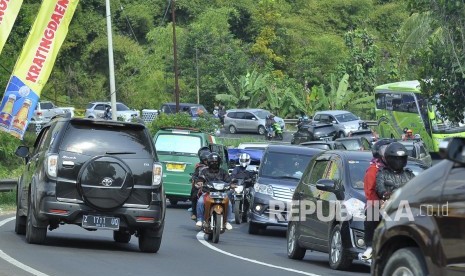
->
{"left": 291, "top": 123, "right": 337, "bottom": 144}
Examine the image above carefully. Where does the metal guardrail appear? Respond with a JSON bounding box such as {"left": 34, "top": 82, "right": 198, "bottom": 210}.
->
{"left": 283, "top": 119, "right": 377, "bottom": 126}
{"left": 0, "top": 179, "right": 17, "bottom": 193}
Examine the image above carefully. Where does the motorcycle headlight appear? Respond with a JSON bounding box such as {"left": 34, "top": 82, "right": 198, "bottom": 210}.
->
{"left": 254, "top": 183, "right": 273, "bottom": 196}
{"left": 342, "top": 198, "right": 365, "bottom": 220}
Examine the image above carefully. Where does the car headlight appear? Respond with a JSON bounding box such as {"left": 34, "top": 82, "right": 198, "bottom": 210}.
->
{"left": 254, "top": 183, "right": 273, "bottom": 196}
{"left": 342, "top": 198, "right": 365, "bottom": 220}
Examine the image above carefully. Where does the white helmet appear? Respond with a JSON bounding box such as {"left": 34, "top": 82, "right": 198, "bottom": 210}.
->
{"left": 239, "top": 153, "right": 251, "bottom": 167}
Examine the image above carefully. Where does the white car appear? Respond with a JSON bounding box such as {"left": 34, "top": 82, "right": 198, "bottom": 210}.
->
{"left": 85, "top": 102, "right": 140, "bottom": 122}
{"left": 312, "top": 110, "right": 362, "bottom": 138}
{"left": 32, "top": 101, "right": 75, "bottom": 123}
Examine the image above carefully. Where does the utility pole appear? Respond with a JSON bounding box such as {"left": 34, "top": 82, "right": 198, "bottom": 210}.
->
{"left": 106, "top": 0, "right": 117, "bottom": 120}
{"left": 196, "top": 48, "right": 200, "bottom": 104}
{"left": 171, "top": 0, "right": 180, "bottom": 112}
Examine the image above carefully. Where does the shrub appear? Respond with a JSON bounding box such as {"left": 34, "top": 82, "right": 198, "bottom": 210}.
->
{"left": 147, "top": 113, "right": 221, "bottom": 136}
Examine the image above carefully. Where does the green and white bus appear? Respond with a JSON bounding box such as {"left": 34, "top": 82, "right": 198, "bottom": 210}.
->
{"left": 374, "top": 80, "right": 465, "bottom": 153}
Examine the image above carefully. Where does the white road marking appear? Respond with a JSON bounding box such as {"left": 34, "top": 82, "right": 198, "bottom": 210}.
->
{"left": 0, "top": 217, "right": 50, "bottom": 276}
{"left": 196, "top": 232, "right": 321, "bottom": 276}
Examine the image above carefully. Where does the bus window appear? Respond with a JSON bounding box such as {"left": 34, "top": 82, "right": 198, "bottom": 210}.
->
{"left": 375, "top": 93, "right": 385, "bottom": 109}
{"left": 392, "top": 99, "right": 402, "bottom": 112}
{"left": 401, "top": 94, "right": 418, "bottom": 113}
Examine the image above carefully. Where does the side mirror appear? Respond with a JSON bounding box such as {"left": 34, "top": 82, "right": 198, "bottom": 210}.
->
{"left": 15, "top": 146, "right": 29, "bottom": 158}
{"left": 445, "top": 138, "right": 465, "bottom": 164}
{"left": 332, "top": 120, "right": 337, "bottom": 124}
{"left": 419, "top": 153, "right": 426, "bottom": 159}
{"left": 316, "top": 179, "right": 336, "bottom": 192}
{"left": 252, "top": 117, "right": 257, "bottom": 120}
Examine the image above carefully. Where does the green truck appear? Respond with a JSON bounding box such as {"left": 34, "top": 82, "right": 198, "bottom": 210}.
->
{"left": 153, "top": 128, "right": 228, "bottom": 205}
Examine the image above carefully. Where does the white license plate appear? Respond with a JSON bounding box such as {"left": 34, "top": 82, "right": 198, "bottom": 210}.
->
{"left": 82, "top": 215, "right": 120, "bottom": 230}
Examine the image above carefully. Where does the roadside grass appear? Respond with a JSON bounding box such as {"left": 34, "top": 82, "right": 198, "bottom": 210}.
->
{"left": 217, "top": 136, "right": 264, "bottom": 148}
{"left": 0, "top": 190, "right": 16, "bottom": 214}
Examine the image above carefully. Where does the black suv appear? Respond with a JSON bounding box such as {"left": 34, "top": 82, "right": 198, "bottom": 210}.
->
{"left": 371, "top": 138, "right": 465, "bottom": 275}
{"left": 15, "top": 117, "right": 165, "bottom": 253}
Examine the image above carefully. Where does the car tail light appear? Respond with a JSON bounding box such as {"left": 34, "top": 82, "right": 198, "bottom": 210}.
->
{"left": 36, "top": 112, "right": 42, "bottom": 116}
{"left": 46, "top": 154, "right": 58, "bottom": 178}
{"left": 152, "top": 163, "right": 162, "bottom": 187}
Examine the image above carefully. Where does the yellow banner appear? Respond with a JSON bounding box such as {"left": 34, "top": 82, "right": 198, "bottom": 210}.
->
{"left": 0, "top": 0, "right": 79, "bottom": 139}
{"left": 0, "top": 0, "right": 23, "bottom": 54}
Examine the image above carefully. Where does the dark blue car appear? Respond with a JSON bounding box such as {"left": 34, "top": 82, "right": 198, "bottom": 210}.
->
{"left": 286, "top": 150, "right": 427, "bottom": 271}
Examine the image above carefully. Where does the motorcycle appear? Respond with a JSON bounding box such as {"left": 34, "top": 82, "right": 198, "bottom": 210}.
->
{"left": 199, "top": 179, "right": 231, "bottom": 243}
{"left": 232, "top": 172, "right": 257, "bottom": 224}
{"left": 266, "top": 122, "right": 283, "bottom": 140}
{"left": 103, "top": 107, "right": 112, "bottom": 120}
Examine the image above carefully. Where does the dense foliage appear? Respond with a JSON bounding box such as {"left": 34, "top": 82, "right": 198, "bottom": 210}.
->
{"left": 0, "top": 0, "right": 411, "bottom": 120}
{"left": 147, "top": 113, "right": 220, "bottom": 136}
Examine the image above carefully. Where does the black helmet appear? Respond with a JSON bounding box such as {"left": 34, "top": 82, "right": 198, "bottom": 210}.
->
{"left": 383, "top": 142, "right": 408, "bottom": 172}
{"left": 198, "top": 146, "right": 210, "bottom": 159}
{"left": 199, "top": 151, "right": 210, "bottom": 163}
{"left": 207, "top": 152, "right": 221, "bottom": 171}
{"left": 372, "top": 138, "right": 393, "bottom": 159}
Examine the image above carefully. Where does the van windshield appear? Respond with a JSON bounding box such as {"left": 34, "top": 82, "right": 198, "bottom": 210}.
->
{"left": 260, "top": 152, "right": 313, "bottom": 180}
{"left": 155, "top": 134, "right": 201, "bottom": 155}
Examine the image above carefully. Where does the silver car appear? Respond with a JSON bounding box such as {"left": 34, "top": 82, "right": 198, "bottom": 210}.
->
{"left": 312, "top": 110, "right": 362, "bottom": 138}
{"left": 85, "top": 102, "right": 139, "bottom": 122}
{"left": 224, "top": 108, "right": 285, "bottom": 135}
{"left": 399, "top": 140, "right": 432, "bottom": 167}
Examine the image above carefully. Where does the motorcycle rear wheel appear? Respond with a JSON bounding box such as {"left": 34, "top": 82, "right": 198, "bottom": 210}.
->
{"left": 234, "top": 201, "right": 242, "bottom": 224}
{"left": 212, "top": 213, "right": 221, "bottom": 243}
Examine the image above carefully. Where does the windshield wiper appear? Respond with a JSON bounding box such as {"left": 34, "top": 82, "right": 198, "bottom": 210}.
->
{"left": 106, "top": 151, "right": 136, "bottom": 155}
{"left": 275, "top": 175, "right": 300, "bottom": 180}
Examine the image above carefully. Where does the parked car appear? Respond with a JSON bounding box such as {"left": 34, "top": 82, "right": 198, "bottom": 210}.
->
{"left": 286, "top": 150, "right": 429, "bottom": 270}
{"left": 299, "top": 141, "right": 346, "bottom": 151}
{"left": 32, "top": 101, "right": 74, "bottom": 123}
{"left": 335, "top": 137, "right": 372, "bottom": 151}
{"left": 248, "top": 145, "right": 324, "bottom": 234}
{"left": 371, "top": 138, "right": 465, "bottom": 276}
{"left": 291, "top": 123, "right": 338, "bottom": 144}
{"left": 14, "top": 117, "right": 165, "bottom": 252}
{"left": 224, "top": 108, "right": 285, "bottom": 135}
{"left": 160, "top": 102, "right": 208, "bottom": 119}
{"left": 153, "top": 127, "right": 228, "bottom": 205}
{"left": 398, "top": 139, "right": 432, "bottom": 167}
{"left": 85, "top": 102, "right": 140, "bottom": 122}
{"left": 312, "top": 110, "right": 362, "bottom": 138}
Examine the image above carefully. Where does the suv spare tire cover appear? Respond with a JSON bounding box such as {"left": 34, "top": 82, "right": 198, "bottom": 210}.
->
{"left": 77, "top": 156, "right": 134, "bottom": 211}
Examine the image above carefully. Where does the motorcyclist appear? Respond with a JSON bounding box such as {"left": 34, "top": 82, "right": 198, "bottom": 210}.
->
{"left": 229, "top": 153, "right": 256, "bottom": 216}
{"left": 402, "top": 129, "right": 415, "bottom": 140}
{"left": 190, "top": 146, "right": 211, "bottom": 220}
{"left": 361, "top": 138, "right": 393, "bottom": 262}
{"left": 359, "top": 121, "right": 369, "bottom": 130}
{"left": 265, "top": 114, "right": 276, "bottom": 136}
{"left": 361, "top": 141, "right": 415, "bottom": 261}
{"left": 297, "top": 112, "right": 310, "bottom": 130}
{"left": 195, "top": 152, "right": 234, "bottom": 230}
{"left": 231, "top": 153, "right": 255, "bottom": 187}
{"left": 103, "top": 106, "right": 112, "bottom": 120}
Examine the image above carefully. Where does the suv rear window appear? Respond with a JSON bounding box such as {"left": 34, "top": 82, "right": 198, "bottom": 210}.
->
{"left": 60, "top": 123, "right": 153, "bottom": 156}
{"left": 41, "top": 102, "right": 54, "bottom": 109}
{"left": 155, "top": 134, "right": 201, "bottom": 155}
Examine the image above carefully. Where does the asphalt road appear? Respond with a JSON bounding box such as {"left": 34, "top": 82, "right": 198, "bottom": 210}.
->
{"left": 0, "top": 205, "right": 370, "bottom": 276}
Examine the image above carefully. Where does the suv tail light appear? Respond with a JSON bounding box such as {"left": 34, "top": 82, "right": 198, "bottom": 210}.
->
{"left": 46, "top": 154, "right": 58, "bottom": 178}
{"left": 36, "top": 112, "right": 42, "bottom": 116}
{"left": 152, "top": 163, "right": 162, "bottom": 187}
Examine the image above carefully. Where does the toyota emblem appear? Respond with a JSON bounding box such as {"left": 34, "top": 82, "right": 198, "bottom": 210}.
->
{"left": 101, "top": 177, "right": 114, "bottom": 187}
